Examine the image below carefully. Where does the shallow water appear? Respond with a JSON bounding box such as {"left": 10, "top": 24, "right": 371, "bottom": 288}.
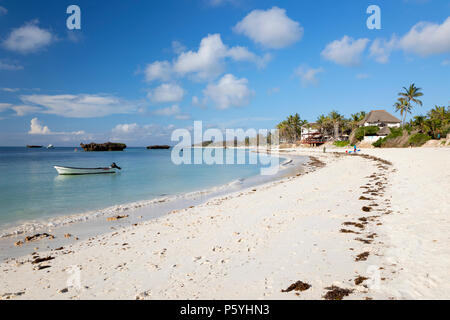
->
{"left": 0, "top": 147, "right": 283, "bottom": 228}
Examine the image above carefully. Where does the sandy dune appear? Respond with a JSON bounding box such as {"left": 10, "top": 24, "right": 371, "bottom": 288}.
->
{"left": 0, "top": 148, "right": 448, "bottom": 300}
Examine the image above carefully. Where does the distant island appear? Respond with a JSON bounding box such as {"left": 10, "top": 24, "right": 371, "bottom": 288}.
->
{"left": 80, "top": 142, "right": 127, "bottom": 152}
{"left": 147, "top": 145, "right": 171, "bottom": 150}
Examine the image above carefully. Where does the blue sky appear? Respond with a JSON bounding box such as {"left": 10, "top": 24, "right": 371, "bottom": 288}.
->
{"left": 0, "top": 0, "right": 449, "bottom": 146}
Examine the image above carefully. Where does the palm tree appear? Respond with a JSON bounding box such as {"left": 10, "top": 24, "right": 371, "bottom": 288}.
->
{"left": 328, "top": 110, "right": 344, "bottom": 139}
{"left": 428, "top": 106, "right": 449, "bottom": 138}
{"left": 276, "top": 113, "right": 307, "bottom": 142}
{"left": 287, "top": 114, "right": 301, "bottom": 141}
{"left": 430, "top": 106, "right": 447, "bottom": 123}
{"left": 411, "top": 115, "right": 426, "bottom": 133}
{"left": 316, "top": 114, "right": 326, "bottom": 134}
{"left": 276, "top": 120, "right": 290, "bottom": 142}
{"left": 394, "top": 97, "right": 411, "bottom": 127}
{"left": 397, "top": 83, "right": 423, "bottom": 125}
{"left": 349, "top": 112, "right": 366, "bottom": 130}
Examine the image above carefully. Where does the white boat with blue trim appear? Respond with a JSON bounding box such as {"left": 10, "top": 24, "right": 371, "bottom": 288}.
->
{"left": 54, "top": 163, "right": 121, "bottom": 175}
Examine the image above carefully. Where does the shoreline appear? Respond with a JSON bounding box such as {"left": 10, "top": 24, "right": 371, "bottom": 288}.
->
{"left": 0, "top": 148, "right": 448, "bottom": 299}
{"left": 0, "top": 148, "right": 293, "bottom": 239}
{"left": 0, "top": 152, "right": 309, "bottom": 261}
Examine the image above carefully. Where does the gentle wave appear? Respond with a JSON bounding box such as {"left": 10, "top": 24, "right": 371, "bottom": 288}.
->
{"left": 0, "top": 151, "right": 303, "bottom": 239}
{"left": 0, "top": 176, "right": 248, "bottom": 238}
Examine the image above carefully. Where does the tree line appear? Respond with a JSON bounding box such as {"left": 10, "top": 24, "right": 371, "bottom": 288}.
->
{"left": 276, "top": 83, "right": 449, "bottom": 143}
{"left": 276, "top": 111, "right": 366, "bottom": 143}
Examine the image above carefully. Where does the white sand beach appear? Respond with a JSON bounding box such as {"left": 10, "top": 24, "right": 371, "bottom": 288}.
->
{"left": 0, "top": 148, "right": 449, "bottom": 300}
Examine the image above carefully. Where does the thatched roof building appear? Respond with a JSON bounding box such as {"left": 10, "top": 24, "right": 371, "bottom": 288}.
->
{"left": 359, "top": 110, "right": 401, "bottom": 127}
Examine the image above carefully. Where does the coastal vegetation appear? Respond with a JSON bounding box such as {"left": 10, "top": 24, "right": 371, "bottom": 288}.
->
{"left": 395, "top": 84, "right": 423, "bottom": 127}
{"left": 408, "top": 133, "right": 432, "bottom": 147}
{"left": 353, "top": 126, "right": 379, "bottom": 143}
{"left": 275, "top": 83, "right": 449, "bottom": 148}
{"left": 276, "top": 113, "right": 306, "bottom": 143}
{"left": 333, "top": 140, "right": 349, "bottom": 147}
{"left": 373, "top": 106, "right": 450, "bottom": 147}
{"left": 407, "top": 106, "right": 450, "bottom": 139}
{"left": 372, "top": 127, "right": 405, "bottom": 148}
{"left": 277, "top": 111, "right": 366, "bottom": 143}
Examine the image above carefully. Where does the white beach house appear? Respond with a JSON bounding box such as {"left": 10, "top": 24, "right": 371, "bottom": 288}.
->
{"left": 359, "top": 110, "right": 401, "bottom": 142}
{"left": 301, "top": 123, "right": 320, "bottom": 137}
{"left": 359, "top": 110, "right": 401, "bottom": 128}
{"left": 301, "top": 123, "right": 326, "bottom": 146}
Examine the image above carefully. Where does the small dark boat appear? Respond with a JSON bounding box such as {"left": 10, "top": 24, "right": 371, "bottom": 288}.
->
{"left": 147, "top": 145, "right": 171, "bottom": 150}
{"left": 27, "top": 145, "right": 43, "bottom": 149}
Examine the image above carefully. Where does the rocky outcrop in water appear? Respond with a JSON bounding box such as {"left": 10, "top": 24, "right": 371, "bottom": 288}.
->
{"left": 147, "top": 145, "right": 171, "bottom": 150}
{"left": 80, "top": 142, "right": 127, "bottom": 151}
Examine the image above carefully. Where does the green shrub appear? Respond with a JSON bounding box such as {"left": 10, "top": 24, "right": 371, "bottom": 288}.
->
{"left": 372, "top": 127, "right": 405, "bottom": 148}
{"left": 372, "top": 137, "right": 386, "bottom": 148}
{"left": 404, "top": 124, "right": 413, "bottom": 134}
{"left": 386, "top": 127, "right": 404, "bottom": 139}
{"left": 443, "top": 124, "right": 450, "bottom": 136}
{"left": 354, "top": 126, "right": 379, "bottom": 141}
{"left": 408, "top": 133, "right": 431, "bottom": 147}
{"left": 202, "top": 140, "right": 213, "bottom": 147}
{"left": 333, "top": 140, "right": 349, "bottom": 147}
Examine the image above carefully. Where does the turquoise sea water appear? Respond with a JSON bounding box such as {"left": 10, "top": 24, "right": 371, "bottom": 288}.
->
{"left": 0, "top": 147, "right": 280, "bottom": 227}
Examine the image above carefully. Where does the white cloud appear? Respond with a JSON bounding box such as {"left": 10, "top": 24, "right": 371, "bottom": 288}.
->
{"left": 109, "top": 123, "right": 179, "bottom": 144}
{"left": 0, "top": 60, "right": 24, "bottom": 71}
{"left": 28, "top": 117, "right": 85, "bottom": 135}
{"left": 12, "top": 105, "right": 42, "bottom": 116}
{"left": 0, "top": 103, "right": 42, "bottom": 116}
{"left": 192, "top": 96, "right": 200, "bottom": 106}
{"left": 175, "top": 114, "right": 191, "bottom": 120}
{"left": 1, "top": 88, "right": 20, "bottom": 92}
{"left": 0, "top": 6, "right": 7, "bottom": 15}
{"left": 172, "top": 41, "right": 187, "bottom": 54}
{"left": 192, "top": 96, "right": 207, "bottom": 109}
{"left": 112, "top": 123, "right": 153, "bottom": 137}
{"left": 152, "top": 104, "right": 190, "bottom": 120}
{"left": 203, "top": 74, "right": 253, "bottom": 110}
{"left": 149, "top": 34, "right": 269, "bottom": 81}
{"left": 295, "top": 66, "right": 324, "bottom": 86}
{"left": 144, "top": 60, "right": 172, "bottom": 82}
{"left": 3, "top": 20, "right": 54, "bottom": 54}
{"left": 153, "top": 105, "right": 181, "bottom": 116}
{"left": 399, "top": 17, "right": 450, "bottom": 56}
{"left": 227, "top": 46, "right": 272, "bottom": 68}
{"left": 20, "top": 94, "right": 139, "bottom": 118}
{"left": 233, "top": 7, "right": 303, "bottom": 49}
{"left": 0, "top": 103, "right": 12, "bottom": 112}
{"left": 148, "top": 83, "right": 185, "bottom": 103}
{"left": 442, "top": 59, "right": 450, "bottom": 66}
{"left": 29, "top": 117, "right": 51, "bottom": 134}
{"left": 321, "top": 36, "right": 369, "bottom": 66}
{"left": 173, "top": 34, "right": 228, "bottom": 80}
{"left": 369, "top": 36, "right": 397, "bottom": 63}
{"left": 112, "top": 123, "right": 140, "bottom": 134}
